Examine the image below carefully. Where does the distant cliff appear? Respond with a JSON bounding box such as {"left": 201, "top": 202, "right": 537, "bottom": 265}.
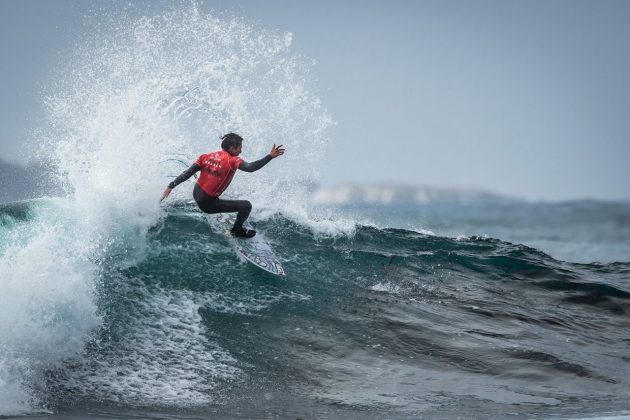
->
{"left": 310, "top": 184, "right": 520, "bottom": 206}
{"left": 0, "top": 159, "right": 61, "bottom": 203}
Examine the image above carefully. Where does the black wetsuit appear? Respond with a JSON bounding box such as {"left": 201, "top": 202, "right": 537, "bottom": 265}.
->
{"left": 168, "top": 155, "right": 272, "bottom": 231}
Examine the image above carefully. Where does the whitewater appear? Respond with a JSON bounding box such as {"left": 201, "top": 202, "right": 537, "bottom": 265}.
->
{"left": 1, "top": 5, "right": 630, "bottom": 419}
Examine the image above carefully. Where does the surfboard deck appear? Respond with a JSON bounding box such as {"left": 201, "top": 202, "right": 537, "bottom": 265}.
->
{"left": 206, "top": 213, "right": 286, "bottom": 276}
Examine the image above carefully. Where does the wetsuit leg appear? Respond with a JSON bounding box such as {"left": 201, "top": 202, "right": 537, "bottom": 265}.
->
{"left": 193, "top": 184, "right": 252, "bottom": 230}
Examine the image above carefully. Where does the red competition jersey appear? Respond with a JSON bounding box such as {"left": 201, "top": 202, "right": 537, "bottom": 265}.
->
{"left": 195, "top": 150, "right": 244, "bottom": 197}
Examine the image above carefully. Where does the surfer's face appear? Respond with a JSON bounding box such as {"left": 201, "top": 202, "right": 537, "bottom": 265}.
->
{"left": 229, "top": 144, "right": 242, "bottom": 156}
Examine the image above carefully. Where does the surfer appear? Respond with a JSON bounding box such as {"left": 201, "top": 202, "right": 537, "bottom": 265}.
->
{"left": 160, "top": 133, "right": 285, "bottom": 238}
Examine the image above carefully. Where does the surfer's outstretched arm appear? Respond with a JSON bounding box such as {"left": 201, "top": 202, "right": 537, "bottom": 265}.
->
{"left": 160, "top": 163, "right": 201, "bottom": 202}
{"left": 238, "top": 144, "right": 285, "bottom": 173}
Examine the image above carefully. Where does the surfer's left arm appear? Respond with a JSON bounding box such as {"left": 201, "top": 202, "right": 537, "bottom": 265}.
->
{"left": 238, "top": 144, "right": 285, "bottom": 173}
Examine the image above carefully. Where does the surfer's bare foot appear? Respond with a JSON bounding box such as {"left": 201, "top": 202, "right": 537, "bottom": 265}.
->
{"left": 231, "top": 227, "right": 256, "bottom": 238}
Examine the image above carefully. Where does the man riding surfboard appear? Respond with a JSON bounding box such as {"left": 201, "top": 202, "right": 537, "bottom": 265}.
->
{"left": 160, "top": 133, "right": 285, "bottom": 238}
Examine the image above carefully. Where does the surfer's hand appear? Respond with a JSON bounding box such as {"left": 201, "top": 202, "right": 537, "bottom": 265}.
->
{"left": 160, "top": 187, "right": 173, "bottom": 203}
{"left": 270, "top": 144, "right": 285, "bottom": 158}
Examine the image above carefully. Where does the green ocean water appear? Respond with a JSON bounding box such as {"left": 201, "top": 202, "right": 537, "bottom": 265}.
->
{"left": 1, "top": 198, "right": 630, "bottom": 419}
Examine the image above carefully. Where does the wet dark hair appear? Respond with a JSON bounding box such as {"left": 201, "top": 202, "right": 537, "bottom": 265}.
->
{"left": 220, "top": 133, "right": 243, "bottom": 151}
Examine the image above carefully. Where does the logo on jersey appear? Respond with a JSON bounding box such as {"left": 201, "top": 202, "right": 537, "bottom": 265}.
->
{"left": 203, "top": 154, "right": 223, "bottom": 177}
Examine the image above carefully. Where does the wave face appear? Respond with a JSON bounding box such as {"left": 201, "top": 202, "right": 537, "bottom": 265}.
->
{"left": 2, "top": 199, "right": 630, "bottom": 418}
{"left": 0, "top": 4, "right": 331, "bottom": 416}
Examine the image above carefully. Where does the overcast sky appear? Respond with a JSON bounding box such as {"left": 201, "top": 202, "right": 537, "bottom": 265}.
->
{"left": 1, "top": 0, "right": 629, "bottom": 201}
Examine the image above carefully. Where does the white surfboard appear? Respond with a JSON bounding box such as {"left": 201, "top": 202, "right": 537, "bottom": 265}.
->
{"left": 206, "top": 213, "right": 286, "bottom": 276}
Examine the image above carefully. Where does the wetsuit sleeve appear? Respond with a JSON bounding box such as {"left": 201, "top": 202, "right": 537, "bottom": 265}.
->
{"left": 168, "top": 163, "right": 200, "bottom": 189}
{"left": 238, "top": 155, "right": 272, "bottom": 173}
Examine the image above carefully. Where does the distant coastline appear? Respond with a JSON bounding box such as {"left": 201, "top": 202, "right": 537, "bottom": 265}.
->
{"left": 310, "top": 184, "right": 630, "bottom": 207}
{"left": 0, "top": 158, "right": 60, "bottom": 203}
{"left": 310, "top": 183, "right": 522, "bottom": 207}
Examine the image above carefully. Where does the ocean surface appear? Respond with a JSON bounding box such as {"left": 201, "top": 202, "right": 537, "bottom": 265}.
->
{"left": 1, "top": 197, "right": 629, "bottom": 419}
{"left": 1, "top": 4, "right": 630, "bottom": 418}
